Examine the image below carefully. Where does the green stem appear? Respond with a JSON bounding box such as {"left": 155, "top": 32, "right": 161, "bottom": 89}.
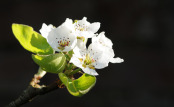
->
{"left": 67, "top": 63, "right": 73, "bottom": 70}
{"left": 65, "top": 54, "right": 71, "bottom": 61}
{"left": 68, "top": 68, "right": 82, "bottom": 76}
{"left": 30, "top": 67, "right": 46, "bottom": 88}
{"left": 36, "top": 67, "right": 46, "bottom": 77}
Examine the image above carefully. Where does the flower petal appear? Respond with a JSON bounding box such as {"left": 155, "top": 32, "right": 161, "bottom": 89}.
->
{"left": 82, "top": 31, "right": 96, "bottom": 38}
{"left": 78, "top": 17, "right": 90, "bottom": 26}
{"left": 88, "top": 43, "right": 110, "bottom": 69}
{"left": 61, "top": 18, "right": 74, "bottom": 30}
{"left": 92, "top": 32, "right": 113, "bottom": 48}
{"left": 110, "top": 57, "right": 124, "bottom": 63}
{"left": 70, "top": 55, "right": 83, "bottom": 68}
{"left": 82, "top": 67, "right": 98, "bottom": 76}
{"left": 88, "top": 22, "right": 100, "bottom": 33}
{"left": 39, "top": 23, "right": 54, "bottom": 38}
{"left": 76, "top": 39, "right": 86, "bottom": 49}
{"left": 73, "top": 45, "right": 86, "bottom": 58}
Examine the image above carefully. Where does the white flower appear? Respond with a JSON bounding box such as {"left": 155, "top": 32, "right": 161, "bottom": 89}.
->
{"left": 47, "top": 26, "right": 77, "bottom": 52}
{"left": 92, "top": 32, "right": 124, "bottom": 63}
{"left": 74, "top": 17, "right": 100, "bottom": 38}
{"left": 39, "top": 19, "right": 77, "bottom": 52}
{"left": 70, "top": 43, "right": 112, "bottom": 76}
{"left": 73, "top": 17, "right": 100, "bottom": 50}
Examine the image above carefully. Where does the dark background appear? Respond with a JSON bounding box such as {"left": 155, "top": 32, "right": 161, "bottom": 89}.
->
{"left": 1, "top": 0, "right": 174, "bottom": 107}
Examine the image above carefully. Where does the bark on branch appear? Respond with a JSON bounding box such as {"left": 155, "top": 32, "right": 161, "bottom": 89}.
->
{"left": 6, "top": 81, "right": 60, "bottom": 107}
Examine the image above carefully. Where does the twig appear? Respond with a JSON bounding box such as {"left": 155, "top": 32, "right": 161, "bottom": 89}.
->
{"left": 6, "top": 68, "right": 63, "bottom": 107}
{"left": 6, "top": 81, "right": 61, "bottom": 107}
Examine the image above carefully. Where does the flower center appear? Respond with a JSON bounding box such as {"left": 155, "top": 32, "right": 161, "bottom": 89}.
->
{"left": 57, "top": 38, "right": 70, "bottom": 50}
{"left": 74, "top": 23, "right": 87, "bottom": 31}
{"left": 79, "top": 54, "right": 95, "bottom": 69}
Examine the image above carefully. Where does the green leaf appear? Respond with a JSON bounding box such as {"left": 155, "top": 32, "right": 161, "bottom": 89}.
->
{"left": 32, "top": 53, "right": 66, "bottom": 74}
{"left": 12, "top": 24, "right": 54, "bottom": 55}
{"left": 58, "top": 73, "right": 96, "bottom": 97}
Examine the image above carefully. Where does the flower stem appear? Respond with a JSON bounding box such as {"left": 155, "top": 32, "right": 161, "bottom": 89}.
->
{"left": 30, "top": 68, "right": 46, "bottom": 88}
{"left": 68, "top": 68, "right": 82, "bottom": 76}
{"left": 36, "top": 67, "right": 47, "bottom": 77}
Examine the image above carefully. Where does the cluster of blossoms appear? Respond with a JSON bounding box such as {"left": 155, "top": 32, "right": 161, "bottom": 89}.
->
{"left": 40, "top": 17, "right": 124, "bottom": 76}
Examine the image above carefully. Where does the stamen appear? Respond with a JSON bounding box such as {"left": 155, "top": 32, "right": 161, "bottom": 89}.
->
{"left": 75, "top": 23, "right": 88, "bottom": 32}
{"left": 82, "top": 54, "right": 96, "bottom": 69}
{"left": 57, "top": 37, "right": 70, "bottom": 50}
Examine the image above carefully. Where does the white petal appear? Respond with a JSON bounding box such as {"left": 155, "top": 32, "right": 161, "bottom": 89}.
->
{"left": 61, "top": 18, "right": 74, "bottom": 30}
{"left": 82, "top": 17, "right": 87, "bottom": 21}
{"left": 95, "top": 56, "right": 110, "bottom": 69}
{"left": 82, "top": 67, "right": 98, "bottom": 76}
{"left": 93, "top": 32, "right": 113, "bottom": 48}
{"left": 87, "top": 43, "right": 103, "bottom": 59}
{"left": 82, "top": 31, "right": 96, "bottom": 38}
{"left": 100, "top": 32, "right": 113, "bottom": 48}
{"left": 46, "top": 28, "right": 59, "bottom": 52}
{"left": 39, "top": 23, "right": 54, "bottom": 38}
{"left": 88, "top": 42, "right": 113, "bottom": 59}
{"left": 70, "top": 55, "right": 83, "bottom": 68}
{"left": 92, "top": 32, "right": 105, "bottom": 43}
{"left": 94, "top": 53, "right": 110, "bottom": 69}
{"left": 110, "top": 57, "right": 124, "bottom": 63}
{"left": 73, "top": 45, "right": 86, "bottom": 58}
{"left": 88, "top": 43, "right": 109, "bottom": 69}
{"left": 103, "top": 47, "right": 115, "bottom": 58}
{"left": 88, "top": 22, "right": 100, "bottom": 33}
{"left": 76, "top": 39, "right": 86, "bottom": 49}
{"left": 79, "top": 17, "right": 90, "bottom": 26}
{"left": 92, "top": 35, "right": 98, "bottom": 43}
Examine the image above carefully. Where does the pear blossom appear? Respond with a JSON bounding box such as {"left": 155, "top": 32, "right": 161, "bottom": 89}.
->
{"left": 73, "top": 17, "right": 100, "bottom": 38}
{"left": 70, "top": 31, "right": 124, "bottom": 76}
{"left": 72, "top": 17, "right": 100, "bottom": 49}
{"left": 39, "top": 17, "right": 123, "bottom": 76}
{"left": 39, "top": 19, "right": 77, "bottom": 52}
{"left": 70, "top": 43, "right": 112, "bottom": 76}
{"left": 92, "top": 32, "right": 124, "bottom": 63}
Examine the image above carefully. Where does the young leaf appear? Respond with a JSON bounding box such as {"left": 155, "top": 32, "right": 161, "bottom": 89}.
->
{"left": 58, "top": 73, "right": 96, "bottom": 96}
{"left": 12, "top": 24, "right": 54, "bottom": 55}
{"left": 32, "top": 53, "right": 66, "bottom": 74}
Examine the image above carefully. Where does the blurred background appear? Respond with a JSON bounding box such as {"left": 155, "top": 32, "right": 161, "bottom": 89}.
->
{"left": 1, "top": 0, "right": 174, "bottom": 107}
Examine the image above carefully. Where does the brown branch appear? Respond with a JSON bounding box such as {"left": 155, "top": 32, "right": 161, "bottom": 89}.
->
{"left": 6, "top": 81, "right": 61, "bottom": 107}
{"left": 6, "top": 68, "right": 64, "bottom": 107}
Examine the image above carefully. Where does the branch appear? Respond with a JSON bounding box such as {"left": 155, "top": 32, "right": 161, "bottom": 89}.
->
{"left": 6, "top": 81, "right": 61, "bottom": 107}
{"left": 6, "top": 68, "right": 63, "bottom": 107}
